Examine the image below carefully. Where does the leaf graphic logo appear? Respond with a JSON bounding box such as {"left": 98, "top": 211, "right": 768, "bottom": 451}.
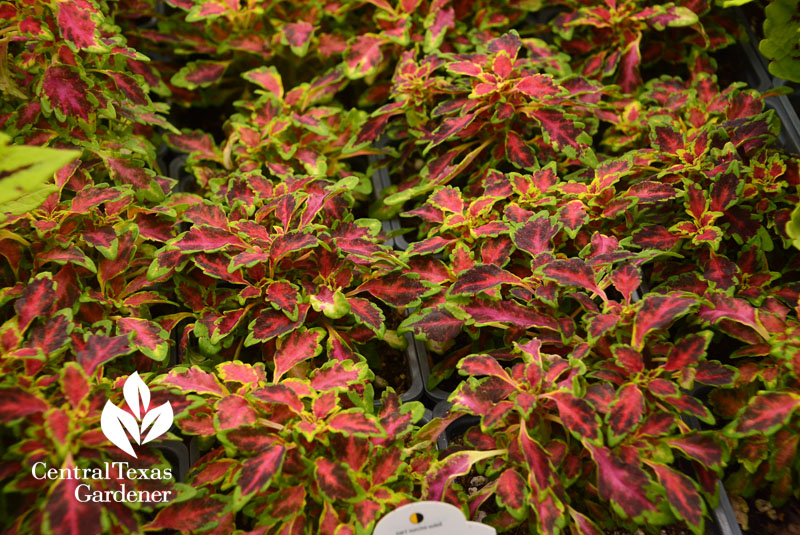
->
{"left": 101, "top": 372, "right": 173, "bottom": 458}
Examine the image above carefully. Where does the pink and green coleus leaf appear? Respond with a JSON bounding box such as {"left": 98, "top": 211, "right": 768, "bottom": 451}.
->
{"left": 310, "top": 360, "right": 369, "bottom": 393}
{"left": 315, "top": 458, "right": 362, "bottom": 502}
{"left": 608, "top": 383, "right": 644, "bottom": 442}
{"left": 429, "top": 186, "right": 464, "bottom": 213}
{"left": 427, "top": 113, "right": 476, "bottom": 149}
{"left": 699, "top": 293, "right": 769, "bottom": 339}
{"left": 233, "top": 443, "right": 286, "bottom": 508}
{"left": 252, "top": 384, "right": 303, "bottom": 414}
{"left": 272, "top": 328, "right": 325, "bottom": 382}
{"left": 44, "top": 469, "right": 103, "bottom": 535}
{"left": 548, "top": 391, "right": 601, "bottom": 443}
{"left": 327, "top": 409, "right": 384, "bottom": 438}
{"left": 462, "top": 298, "right": 560, "bottom": 331}
{"left": 159, "top": 366, "right": 226, "bottom": 397}
{"left": 541, "top": 258, "right": 606, "bottom": 300}
{"left": 458, "top": 355, "right": 515, "bottom": 385}
{"left": 423, "top": 450, "right": 504, "bottom": 501}
{"left": 568, "top": 507, "right": 602, "bottom": 535}
{"left": 663, "top": 332, "right": 712, "bottom": 372}
{"left": 424, "top": 4, "right": 455, "bottom": 51}
{"left": 41, "top": 65, "right": 92, "bottom": 122}
{"left": 610, "top": 264, "right": 641, "bottom": 303}
{"left": 147, "top": 247, "right": 185, "bottom": 281}
{"left": 310, "top": 288, "right": 350, "bottom": 320}
{"left": 588, "top": 444, "right": 657, "bottom": 518}
{"left": 218, "top": 361, "right": 264, "bottom": 389}
{"left": 496, "top": 469, "right": 529, "bottom": 521}
{"left": 14, "top": 274, "right": 55, "bottom": 331}
{"left": 73, "top": 333, "right": 135, "bottom": 375}
{"left": 282, "top": 22, "right": 314, "bottom": 56}
{"left": 506, "top": 130, "right": 538, "bottom": 169}
{"left": 558, "top": 200, "right": 588, "bottom": 236}
{"left": 242, "top": 66, "right": 283, "bottom": 98}
{"left": 166, "top": 130, "right": 220, "bottom": 162}
{"left": 204, "top": 308, "right": 251, "bottom": 345}
{"left": 344, "top": 35, "right": 384, "bottom": 79}
{"left": 57, "top": 2, "right": 102, "bottom": 51}
{"left": 631, "top": 294, "right": 696, "bottom": 350}
{"left": 171, "top": 60, "right": 229, "bottom": 90}
{"left": 246, "top": 304, "right": 309, "bottom": 345}
{"left": 215, "top": 394, "right": 258, "bottom": 430}
{"left": 513, "top": 215, "right": 560, "bottom": 256}
{"left": 666, "top": 433, "right": 724, "bottom": 471}
{"left": 0, "top": 387, "right": 49, "bottom": 422}
{"left": 117, "top": 317, "right": 169, "bottom": 361}
{"left": 266, "top": 282, "right": 300, "bottom": 320}
{"left": 356, "top": 272, "right": 430, "bottom": 307}
{"left": 519, "top": 421, "right": 556, "bottom": 492}
{"left": 399, "top": 307, "right": 463, "bottom": 344}
{"left": 651, "top": 464, "right": 705, "bottom": 532}
{"left": 348, "top": 297, "right": 385, "bottom": 336}
{"left": 725, "top": 392, "right": 800, "bottom": 437}
{"left": 61, "top": 362, "right": 89, "bottom": 409}
{"left": 528, "top": 108, "right": 593, "bottom": 160}
{"left": 172, "top": 225, "right": 243, "bottom": 253}
{"left": 449, "top": 264, "right": 521, "bottom": 296}
{"left": 146, "top": 495, "right": 228, "bottom": 531}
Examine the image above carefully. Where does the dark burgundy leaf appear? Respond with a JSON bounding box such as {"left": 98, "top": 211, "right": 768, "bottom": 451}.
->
{"left": 609, "top": 384, "right": 644, "bottom": 438}
{"left": 588, "top": 445, "right": 657, "bottom": 517}
{"left": 401, "top": 308, "right": 463, "bottom": 344}
{"left": 514, "top": 215, "right": 560, "bottom": 256}
{"left": 542, "top": 259, "right": 606, "bottom": 300}
{"left": 236, "top": 444, "right": 285, "bottom": 502}
{"left": 450, "top": 264, "right": 519, "bottom": 295}
{"left": 651, "top": 464, "right": 704, "bottom": 530}
{"left": 632, "top": 294, "right": 695, "bottom": 350}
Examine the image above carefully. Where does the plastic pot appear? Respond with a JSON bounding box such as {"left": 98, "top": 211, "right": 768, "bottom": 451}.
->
{"left": 369, "top": 148, "right": 411, "bottom": 251}
{"left": 417, "top": 338, "right": 460, "bottom": 405}
{"left": 150, "top": 439, "right": 191, "bottom": 483}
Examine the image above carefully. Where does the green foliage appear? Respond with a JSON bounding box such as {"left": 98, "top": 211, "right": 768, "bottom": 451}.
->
{"left": 0, "top": 0, "right": 800, "bottom": 534}
{"left": 0, "top": 133, "right": 79, "bottom": 220}
{"left": 720, "top": 0, "right": 800, "bottom": 82}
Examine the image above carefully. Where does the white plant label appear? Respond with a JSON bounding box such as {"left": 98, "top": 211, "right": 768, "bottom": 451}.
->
{"left": 374, "top": 501, "right": 496, "bottom": 535}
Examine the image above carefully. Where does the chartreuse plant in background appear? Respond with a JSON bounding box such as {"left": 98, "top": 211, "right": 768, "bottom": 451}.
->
{"left": 718, "top": 0, "right": 800, "bottom": 82}
{"left": 788, "top": 198, "right": 800, "bottom": 249}
{"left": 0, "top": 133, "right": 79, "bottom": 221}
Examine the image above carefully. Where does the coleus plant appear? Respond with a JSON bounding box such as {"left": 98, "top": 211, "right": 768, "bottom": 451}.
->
{"left": 424, "top": 300, "right": 736, "bottom": 534}
{"left": 701, "top": 290, "right": 800, "bottom": 506}
{"left": 146, "top": 168, "right": 436, "bottom": 391}
{"left": 360, "top": 30, "right": 610, "bottom": 212}
{"left": 546, "top": 0, "right": 737, "bottom": 92}
{"left": 148, "top": 360, "right": 432, "bottom": 534}
{"left": 0, "top": 366, "right": 182, "bottom": 535}
{"left": 166, "top": 66, "right": 372, "bottom": 188}
{"left": 0, "top": 168, "right": 187, "bottom": 378}
{"left": 0, "top": 0, "right": 174, "bottom": 200}
{"left": 131, "top": 0, "right": 538, "bottom": 108}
